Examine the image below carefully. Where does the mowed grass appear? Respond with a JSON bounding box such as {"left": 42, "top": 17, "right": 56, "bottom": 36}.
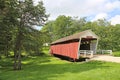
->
{"left": 1, "top": 51, "right": 120, "bottom": 80}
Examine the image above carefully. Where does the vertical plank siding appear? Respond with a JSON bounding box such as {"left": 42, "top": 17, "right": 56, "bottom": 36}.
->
{"left": 50, "top": 42, "right": 79, "bottom": 59}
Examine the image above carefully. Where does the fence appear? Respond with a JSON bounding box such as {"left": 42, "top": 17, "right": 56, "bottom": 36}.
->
{"left": 96, "top": 50, "right": 112, "bottom": 55}
{"left": 79, "top": 50, "right": 93, "bottom": 58}
{"left": 79, "top": 50, "right": 112, "bottom": 58}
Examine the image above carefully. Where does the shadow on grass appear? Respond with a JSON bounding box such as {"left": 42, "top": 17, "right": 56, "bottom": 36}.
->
{"left": 53, "top": 54, "right": 88, "bottom": 62}
{"left": 0, "top": 58, "right": 13, "bottom": 71}
{"left": 0, "top": 55, "right": 51, "bottom": 71}
{"left": 23, "top": 61, "right": 110, "bottom": 80}
{"left": 0, "top": 56, "right": 111, "bottom": 80}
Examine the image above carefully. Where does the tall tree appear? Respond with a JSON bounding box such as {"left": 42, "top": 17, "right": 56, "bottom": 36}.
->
{"left": 13, "top": 0, "right": 48, "bottom": 70}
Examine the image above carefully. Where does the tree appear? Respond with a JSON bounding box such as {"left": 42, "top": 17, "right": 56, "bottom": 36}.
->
{"left": 23, "top": 30, "right": 44, "bottom": 56}
{"left": 42, "top": 15, "right": 73, "bottom": 41}
{"left": 41, "top": 21, "right": 55, "bottom": 42}
{"left": 111, "top": 24, "right": 120, "bottom": 51}
{"left": 71, "top": 17, "right": 87, "bottom": 33}
{"left": 13, "top": 0, "right": 48, "bottom": 70}
{"left": 54, "top": 15, "right": 72, "bottom": 39}
{"left": 43, "top": 15, "right": 120, "bottom": 52}
{"left": 0, "top": 0, "right": 48, "bottom": 70}
{"left": 0, "top": 0, "right": 17, "bottom": 57}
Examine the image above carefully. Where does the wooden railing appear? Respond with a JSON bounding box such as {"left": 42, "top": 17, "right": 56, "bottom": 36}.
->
{"left": 79, "top": 50, "right": 112, "bottom": 58}
{"left": 79, "top": 50, "right": 93, "bottom": 58}
{"left": 96, "top": 50, "right": 112, "bottom": 55}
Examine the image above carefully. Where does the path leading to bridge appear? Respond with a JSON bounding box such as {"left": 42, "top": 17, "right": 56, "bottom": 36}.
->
{"left": 91, "top": 55, "right": 120, "bottom": 63}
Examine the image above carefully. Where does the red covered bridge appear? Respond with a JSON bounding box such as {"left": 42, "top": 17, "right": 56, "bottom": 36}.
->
{"left": 50, "top": 30, "right": 99, "bottom": 60}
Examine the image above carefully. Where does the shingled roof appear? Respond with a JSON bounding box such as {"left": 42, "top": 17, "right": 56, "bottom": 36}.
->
{"left": 51, "top": 30, "right": 98, "bottom": 44}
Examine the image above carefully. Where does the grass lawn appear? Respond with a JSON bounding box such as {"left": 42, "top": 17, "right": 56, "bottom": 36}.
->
{"left": 1, "top": 52, "right": 120, "bottom": 80}
{"left": 113, "top": 51, "right": 120, "bottom": 57}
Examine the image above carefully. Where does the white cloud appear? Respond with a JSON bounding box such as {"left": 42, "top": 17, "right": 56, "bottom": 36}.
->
{"left": 110, "top": 15, "right": 120, "bottom": 25}
{"left": 105, "top": 0, "right": 120, "bottom": 11}
{"left": 34, "top": 0, "right": 120, "bottom": 25}
{"left": 33, "top": 0, "right": 120, "bottom": 20}
{"left": 43, "top": 0, "right": 109, "bottom": 20}
{"left": 92, "top": 13, "right": 108, "bottom": 21}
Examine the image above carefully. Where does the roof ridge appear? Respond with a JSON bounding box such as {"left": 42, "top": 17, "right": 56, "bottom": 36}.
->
{"left": 51, "top": 30, "right": 97, "bottom": 44}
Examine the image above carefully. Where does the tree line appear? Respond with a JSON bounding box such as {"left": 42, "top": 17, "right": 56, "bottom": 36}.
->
{"left": 42, "top": 15, "right": 120, "bottom": 51}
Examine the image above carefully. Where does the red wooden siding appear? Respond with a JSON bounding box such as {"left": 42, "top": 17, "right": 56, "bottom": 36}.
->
{"left": 50, "top": 42, "right": 79, "bottom": 59}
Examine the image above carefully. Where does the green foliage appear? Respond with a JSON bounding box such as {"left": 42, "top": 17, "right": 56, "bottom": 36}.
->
{"left": 53, "top": 15, "right": 72, "bottom": 39}
{"left": 0, "top": 0, "right": 48, "bottom": 55}
{"left": 42, "top": 15, "right": 73, "bottom": 41}
{"left": 0, "top": 0, "right": 48, "bottom": 70}
{"left": 23, "top": 30, "right": 44, "bottom": 56}
{"left": 0, "top": 0, "right": 18, "bottom": 57}
{"left": 113, "top": 51, "right": 120, "bottom": 57}
{"left": 42, "top": 16, "right": 120, "bottom": 51}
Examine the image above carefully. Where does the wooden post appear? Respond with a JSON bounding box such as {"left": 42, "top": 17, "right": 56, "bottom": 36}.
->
{"left": 95, "top": 39, "right": 99, "bottom": 54}
{"left": 77, "top": 37, "right": 81, "bottom": 59}
{"left": 110, "top": 50, "right": 112, "bottom": 55}
{"left": 90, "top": 51, "right": 93, "bottom": 58}
{"left": 84, "top": 50, "right": 87, "bottom": 57}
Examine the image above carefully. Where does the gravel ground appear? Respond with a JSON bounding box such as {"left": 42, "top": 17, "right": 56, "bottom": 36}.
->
{"left": 90, "top": 55, "right": 120, "bottom": 63}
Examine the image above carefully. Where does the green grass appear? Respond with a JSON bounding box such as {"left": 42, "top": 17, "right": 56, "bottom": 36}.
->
{"left": 42, "top": 46, "right": 50, "bottom": 55}
{"left": 113, "top": 51, "right": 120, "bottom": 57}
{"left": 1, "top": 52, "right": 120, "bottom": 80}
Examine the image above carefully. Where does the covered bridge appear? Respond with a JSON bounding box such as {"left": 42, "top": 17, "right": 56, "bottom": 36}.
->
{"left": 50, "top": 30, "right": 99, "bottom": 60}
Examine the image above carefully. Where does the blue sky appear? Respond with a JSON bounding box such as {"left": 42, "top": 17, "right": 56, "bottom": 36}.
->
{"left": 35, "top": 0, "right": 120, "bottom": 25}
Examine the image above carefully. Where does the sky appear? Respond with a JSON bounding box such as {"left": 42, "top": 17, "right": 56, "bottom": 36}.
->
{"left": 35, "top": 0, "right": 120, "bottom": 25}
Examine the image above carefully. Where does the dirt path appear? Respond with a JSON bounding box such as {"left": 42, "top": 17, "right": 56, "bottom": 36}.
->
{"left": 90, "top": 55, "right": 120, "bottom": 63}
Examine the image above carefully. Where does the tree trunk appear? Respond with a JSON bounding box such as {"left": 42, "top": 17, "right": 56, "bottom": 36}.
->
{"left": 13, "top": 28, "right": 23, "bottom": 70}
{"left": 4, "top": 38, "right": 9, "bottom": 57}
{"left": 5, "top": 44, "right": 9, "bottom": 57}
